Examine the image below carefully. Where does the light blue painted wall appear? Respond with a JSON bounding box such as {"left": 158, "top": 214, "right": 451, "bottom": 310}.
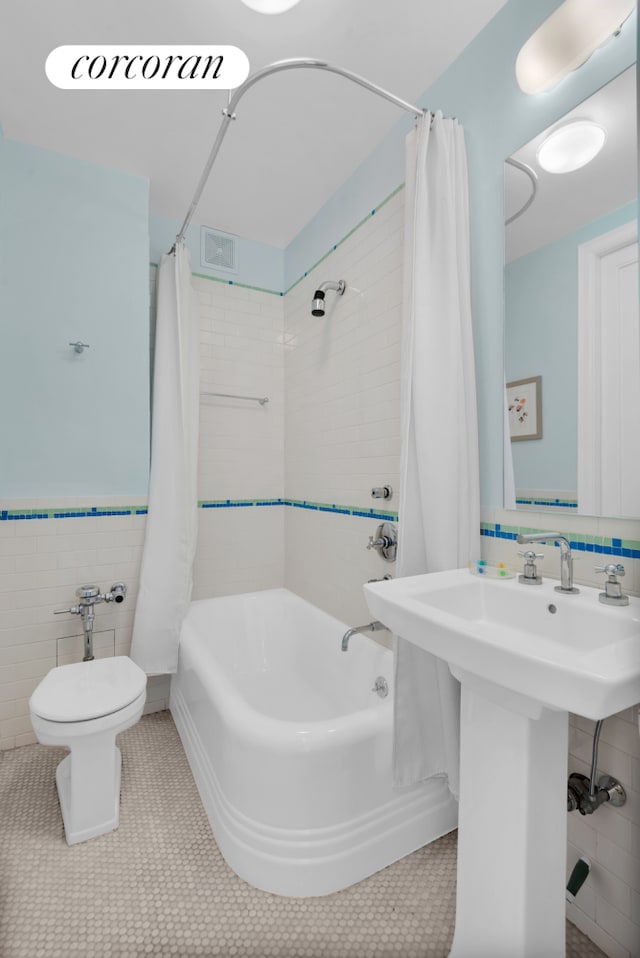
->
{"left": 0, "top": 138, "right": 150, "bottom": 497}
{"left": 505, "top": 201, "right": 637, "bottom": 495}
{"left": 150, "top": 211, "right": 284, "bottom": 293}
{"left": 285, "top": 0, "right": 637, "bottom": 508}
{"left": 2, "top": 0, "right": 634, "bottom": 503}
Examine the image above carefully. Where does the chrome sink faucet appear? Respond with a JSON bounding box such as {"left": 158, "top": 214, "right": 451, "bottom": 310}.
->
{"left": 517, "top": 533, "right": 579, "bottom": 595}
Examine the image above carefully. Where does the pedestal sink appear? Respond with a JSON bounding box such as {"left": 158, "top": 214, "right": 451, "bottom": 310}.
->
{"left": 364, "top": 569, "right": 640, "bottom": 958}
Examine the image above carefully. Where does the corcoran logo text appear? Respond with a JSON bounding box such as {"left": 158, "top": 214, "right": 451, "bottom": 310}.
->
{"left": 46, "top": 46, "right": 250, "bottom": 90}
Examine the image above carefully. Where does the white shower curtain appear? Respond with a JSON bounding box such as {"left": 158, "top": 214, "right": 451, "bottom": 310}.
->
{"left": 130, "top": 244, "right": 200, "bottom": 675}
{"left": 394, "top": 112, "right": 480, "bottom": 798}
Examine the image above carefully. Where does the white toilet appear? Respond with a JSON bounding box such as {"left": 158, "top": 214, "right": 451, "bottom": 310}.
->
{"left": 29, "top": 656, "right": 147, "bottom": 845}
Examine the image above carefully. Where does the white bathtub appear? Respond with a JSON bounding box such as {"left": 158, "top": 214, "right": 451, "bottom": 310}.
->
{"left": 170, "top": 588, "right": 457, "bottom": 896}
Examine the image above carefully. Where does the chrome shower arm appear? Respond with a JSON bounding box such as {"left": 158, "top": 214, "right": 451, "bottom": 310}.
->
{"left": 174, "top": 58, "right": 426, "bottom": 247}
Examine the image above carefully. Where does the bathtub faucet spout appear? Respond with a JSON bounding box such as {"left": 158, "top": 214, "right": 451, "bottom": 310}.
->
{"left": 341, "top": 620, "right": 387, "bottom": 652}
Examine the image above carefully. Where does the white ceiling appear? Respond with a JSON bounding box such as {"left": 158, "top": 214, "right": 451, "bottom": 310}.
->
{"left": 504, "top": 66, "right": 637, "bottom": 262}
{"left": 1, "top": 0, "right": 508, "bottom": 248}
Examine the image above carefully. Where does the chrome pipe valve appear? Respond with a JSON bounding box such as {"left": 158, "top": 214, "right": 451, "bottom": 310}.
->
{"left": 366, "top": 522, "right": 397, "bottom": 562}
{"left": 53, "top": 582, "right": 127, "bottom": 661}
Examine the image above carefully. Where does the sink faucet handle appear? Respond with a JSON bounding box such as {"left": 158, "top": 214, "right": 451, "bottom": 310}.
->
{"left": 595, "top": 564, "right": 629, "bottom": 606}
{"left": 517, "top": 550, "right": 544, "bottom": 585}
{"left": 595, "top": 563, "right": 625, "bottom": 578}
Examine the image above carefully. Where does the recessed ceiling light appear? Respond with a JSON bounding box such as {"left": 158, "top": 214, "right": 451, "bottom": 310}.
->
{"left": 536, "top": 120, "right": 607, "bottom": 174}
{"left": 239, "top": 0, "right": 302, "bottom": 12}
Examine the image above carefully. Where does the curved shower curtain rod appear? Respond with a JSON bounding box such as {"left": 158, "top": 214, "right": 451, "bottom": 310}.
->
{"left": 504, "top": 156, "right": 538, "bottom": 226}
{"left": 173, "top": 57, "right": 427, "bottom": 249}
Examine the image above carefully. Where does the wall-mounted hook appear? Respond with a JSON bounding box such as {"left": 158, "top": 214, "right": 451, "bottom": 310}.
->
{"left": 69, "top": 341, "right": 90, "bottom": 354}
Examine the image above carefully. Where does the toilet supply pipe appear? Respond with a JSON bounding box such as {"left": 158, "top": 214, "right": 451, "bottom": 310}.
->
{"left": 54, "top": 583, "right": 127, "bottom": 661}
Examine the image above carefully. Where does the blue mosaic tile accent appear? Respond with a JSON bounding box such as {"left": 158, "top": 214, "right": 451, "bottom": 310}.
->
{"left": 0, "top": 506, "right": 148, "bottom": 521}
{"left": 3, "top": 506, "right": 637, "bottom": 560}
{"left": 200, "top": 498, "right": 284, "bottom": 510}
{"left": 481, "top": 523, "right": 640, "bottom": 560}
{"left": 515, "top": 497, "right": 578, "bottom": 509}
{"left": 0, "top": 499, "right": 398, "bottom": 523}
{"left": 285, "top": 500, "right": 397, "bottom": 521}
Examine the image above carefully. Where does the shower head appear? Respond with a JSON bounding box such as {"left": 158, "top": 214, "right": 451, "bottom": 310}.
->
{"left": 311, "top": 279, "right": 346, "bottom": 317}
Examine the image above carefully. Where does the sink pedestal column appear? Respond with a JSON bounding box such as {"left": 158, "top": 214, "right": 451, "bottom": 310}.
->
{"left": 449, "top": 670, "right": 568, "bottom": 958}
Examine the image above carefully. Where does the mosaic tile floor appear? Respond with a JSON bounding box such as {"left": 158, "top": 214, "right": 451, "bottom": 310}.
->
{"left": 0, "top": 712, "right": 606, "bottom": 958}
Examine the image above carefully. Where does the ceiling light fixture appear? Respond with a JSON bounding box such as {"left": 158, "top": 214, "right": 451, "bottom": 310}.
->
{"left": 536, "top": 120, "right": 606, "bottom": 174}
{"left": 515, "top": 0, "right": 634, "bottom": 95}
{"left": 239, "top": 0, "right": 302, "bottom": 12}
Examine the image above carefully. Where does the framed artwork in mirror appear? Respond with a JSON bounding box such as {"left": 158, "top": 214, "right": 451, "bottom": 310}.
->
{"left": 507, "top": 376, "right": 542, "bottom": 441}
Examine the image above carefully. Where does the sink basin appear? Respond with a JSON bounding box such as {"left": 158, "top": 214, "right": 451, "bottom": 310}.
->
{"left": 364, "top": 568, "right": 640, "bottom": 720}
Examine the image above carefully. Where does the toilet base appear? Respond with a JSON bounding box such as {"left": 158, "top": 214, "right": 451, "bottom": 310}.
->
{"left": 56, "top": 747, "right": 122, "bottom": 845}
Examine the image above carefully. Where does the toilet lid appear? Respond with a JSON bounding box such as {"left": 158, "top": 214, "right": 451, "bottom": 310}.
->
{"left": 29, "top": 656, "right": 147, "bottom": 722}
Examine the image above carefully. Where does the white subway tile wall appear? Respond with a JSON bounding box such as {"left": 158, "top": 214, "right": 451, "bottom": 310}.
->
{"left": 193, "top": 274, "right": 285, "bottom": 599}
{"left": 284, "top": 194, "right": 403, "bottom": 512}
{"left": 0, "top": 503, "right": 162, "bottom": 750}
{"left": 196, "top": 276, "right": 285, "bottom": 503}
{"left": 283, "top": 191, "right": 403, "bottom": 628}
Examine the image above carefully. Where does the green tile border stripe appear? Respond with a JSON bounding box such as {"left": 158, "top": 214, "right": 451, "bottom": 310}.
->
{"left": 150, "top": 262, "right": 284, "bottom": 298}
{"left": 150, "top": 180, "right": 406, "bottom": 299}
{"left": 3, "top": 507, "right": 637, "bottom": 557}
{"left": 200, "top": 499, "right": 398, "bottom": 521}
{"left": 0, "top": 506, "right": 148, "bottom": 521}
{"left": 283, "top": 183, "right": 405, "bottom": 296}
{"left": 191, "top": 272, "right": 284, "bottom": 297}
{"left": 481, "top": 522, "right": 640, "bottom": 560}
{"left": 1, "top": 499, "right": 398, "bottom": 523}
{"left": 515, "top": 496, "right": 578, "bottom": 509}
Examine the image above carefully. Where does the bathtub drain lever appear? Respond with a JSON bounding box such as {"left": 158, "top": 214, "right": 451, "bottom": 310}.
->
{"left": 371, "top": 676, "right": 389, "bottom": 697}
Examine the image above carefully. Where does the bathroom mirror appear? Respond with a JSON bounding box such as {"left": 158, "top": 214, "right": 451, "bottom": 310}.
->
{"left": 503, "top": 66, "right": 638, "bottom": 518}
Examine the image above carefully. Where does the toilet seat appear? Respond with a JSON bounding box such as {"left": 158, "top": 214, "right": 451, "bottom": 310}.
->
{"left": 29, "top": 656, "right": 147, "bottom": 723}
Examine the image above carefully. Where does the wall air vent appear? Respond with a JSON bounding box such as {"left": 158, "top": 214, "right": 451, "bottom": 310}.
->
{"left": 201, "top": 226, "right": 237, "bottom": 273}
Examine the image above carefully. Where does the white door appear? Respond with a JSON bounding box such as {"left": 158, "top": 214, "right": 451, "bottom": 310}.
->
{"left": 578, "top": 221, "right": 639, "bottom": 516}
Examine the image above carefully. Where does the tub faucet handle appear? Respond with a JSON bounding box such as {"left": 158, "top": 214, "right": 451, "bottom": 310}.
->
{"left": 366, "top": 522, "right": 397, "bottom": 562}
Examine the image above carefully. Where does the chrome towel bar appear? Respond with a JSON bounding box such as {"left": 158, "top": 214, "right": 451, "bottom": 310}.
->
{"left": 201, "top": 391, "right": 269, "bottom": 406}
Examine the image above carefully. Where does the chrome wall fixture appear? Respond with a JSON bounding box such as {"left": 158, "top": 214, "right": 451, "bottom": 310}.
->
{"left": 371, "top": 485, "right": 393, "bottom": 501}
{"left": 54, "top": 583, "right": 127, "bottom": 661}
{"left": 69, "top": 341, "right": 90, "bottom": 354}
{"left": 567, "top": 718, "right": 626, "bottom": 816}
{"left": 341, "top": 620, "right": 387, "bottom": 652}
{"left": 201, "top": 391, "right": 269, "bottom": 406}
{"left": 173, "top": 58, "right": 425, "bottom": 250}
{"left": 311, "top": 280, "right": 346, "bottom": 317}
{"left": 367, "top": 522, "right": 397, "bottom": 562}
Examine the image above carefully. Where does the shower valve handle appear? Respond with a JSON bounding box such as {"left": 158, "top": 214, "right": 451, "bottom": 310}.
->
{"left": 368, "top": 535, "right": 394, "bottom": 550}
